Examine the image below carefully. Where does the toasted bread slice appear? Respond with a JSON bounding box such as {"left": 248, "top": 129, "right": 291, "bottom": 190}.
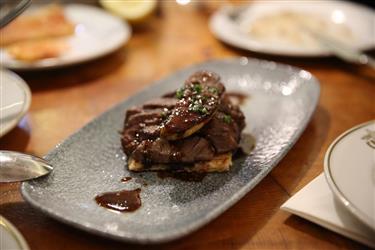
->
{"left": 128, "top": 153, "right": 232, "bottom": 172}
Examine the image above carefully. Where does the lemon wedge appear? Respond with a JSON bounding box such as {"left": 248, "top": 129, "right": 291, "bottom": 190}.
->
{"left": 100, "top": 0, "right": 157, "bottom": 23}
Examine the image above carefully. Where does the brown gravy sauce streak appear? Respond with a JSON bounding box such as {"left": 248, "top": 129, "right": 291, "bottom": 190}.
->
{"left": 120, "top": 177, "right": 132, "bottom": 182}
{"left": 95, "top": 189, "right": 141, "bottom": 212}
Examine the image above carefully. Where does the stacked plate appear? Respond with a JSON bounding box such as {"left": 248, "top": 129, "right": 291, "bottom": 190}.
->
{"left": 324, "top": 121, "right": 375, "bottom": 231}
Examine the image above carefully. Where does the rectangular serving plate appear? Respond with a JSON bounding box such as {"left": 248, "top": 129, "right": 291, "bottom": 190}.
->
{"left": 22, "top": 58, "right": 319, "bottom": 243}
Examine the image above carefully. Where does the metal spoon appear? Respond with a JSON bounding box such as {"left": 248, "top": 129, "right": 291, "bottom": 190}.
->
{"left": 0, "top": 151, "right": 53, "bottom": 183}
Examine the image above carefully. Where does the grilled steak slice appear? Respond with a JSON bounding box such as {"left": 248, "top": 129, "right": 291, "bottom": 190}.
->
{"left": 160, "top": 71, "right": 225, "bottom": 140}
{"left": 200, "top": 111, "right": 240, "bottom": 154}
{"left": 131, "top": 136, "right": 215, "bottom": 164}
{"left": 125, "top": 107, "right": 142, "bottom": 121}
{"left": 125, "top": 109, "right": 164, "bottom": 127}
{"left": 143, "top": 97, "right": 178, "bottom": 109}
{"left": 122, "top": 98, "right": 175, "bottom": 155}
{"left": 128, "top": 153, "right": 232, "bottom": 172}
{"left": 220, "top": 94, "right": 246, "bottom": 131}
{"left": 200, "top": 94, "right": 245, "bottom": 153}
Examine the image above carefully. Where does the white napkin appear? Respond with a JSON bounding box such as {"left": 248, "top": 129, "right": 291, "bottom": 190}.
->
{"left": 281, "top": 173, "right": 375, "bottom": 248}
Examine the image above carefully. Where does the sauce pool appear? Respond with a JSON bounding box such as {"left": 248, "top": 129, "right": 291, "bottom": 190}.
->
{"left": 120, "top": 177, "right": 132, "bottom": 182}
{"left": 95, "top": 188, "right": 141, "bottom": 212}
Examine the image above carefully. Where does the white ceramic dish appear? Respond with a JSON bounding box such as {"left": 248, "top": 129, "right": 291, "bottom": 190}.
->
{"left": 324, "top": 120, "right": 375, "bottom": 231}
{"left": 209, "top": 0, "right": 374, "bottom": 57}
{"left": 0, "top": 68, "right": 31, "bottom": 137}
{"left": 0, "top": 216, "right": 30, "bottom": 250}
{"left": 0, "top": 4, "right": 131, "bottom": 70}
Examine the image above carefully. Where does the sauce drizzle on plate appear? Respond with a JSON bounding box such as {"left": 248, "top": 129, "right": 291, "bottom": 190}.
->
{"left": 120, "top": 177, "right": 132, "bottom": 182}
{"left": 95, "top": 188, "right": 141, "bottom": 212}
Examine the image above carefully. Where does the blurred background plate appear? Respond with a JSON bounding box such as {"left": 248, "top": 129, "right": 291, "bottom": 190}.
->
{"left": 0, "top": 68, "right": 31, "bottom": 137}
{"left": 324, "top": 121, "right": 375, "bottom": 231}
{"left": 209, "top": 0, "right": 374, "bottom": 57}
{"left": 0, "top": 4, "right": 131, "bottom": 70}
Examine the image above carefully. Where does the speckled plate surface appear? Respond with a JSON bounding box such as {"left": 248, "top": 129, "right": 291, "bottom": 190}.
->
{"left": 21, "top": 58, "right": 320, "bottom": 243}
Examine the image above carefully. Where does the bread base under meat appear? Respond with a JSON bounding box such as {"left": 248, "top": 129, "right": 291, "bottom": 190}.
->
{"left": 128, "top": 153, "right": 232, "bottom": 172}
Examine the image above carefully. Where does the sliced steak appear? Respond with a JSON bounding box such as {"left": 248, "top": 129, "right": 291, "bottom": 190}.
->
{"left": 173, "top": 136, "right": 215, "bottom": 162}
{"left": 201, "top": 111, "right": 240, "bottom": 154}
{"left": 125, "top": 109, "right": 163, "bottom": 128}
{"left": 201, "top": 95, "right": 245, "bottom": 153}
{"left": 121, "top": 71, "right": 247, "bottom": 168}
{"left": 131, "top": 136, "right": 215, "bottom": 164}
{"left": 143, "top": 97, "right": 177, "bottom": 109}
{"left": 220, "top": 94, "right": 246, "bottom": 131}
{"left": 125, "top": 107, "right": 142, "bottom": 121}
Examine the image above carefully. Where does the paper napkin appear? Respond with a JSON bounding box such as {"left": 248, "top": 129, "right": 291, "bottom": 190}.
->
{"left": 281, "top": 173, "right": 375, "bottom": 248}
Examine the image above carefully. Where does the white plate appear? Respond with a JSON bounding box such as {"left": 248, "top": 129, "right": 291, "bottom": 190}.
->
{"left": 0, "top": 68, "right": 31, "bottom": 137}
{"left": 209, "top": 0, "right": 375, "bottom": 57}
{"left": 0, "top": 216, "right": 30, "bottom": 250}
{"left": 0, "top": 4, "right": 131, "bottom": 70}
{"left": 324, "top": 121, "right": 375, "bottom": 231}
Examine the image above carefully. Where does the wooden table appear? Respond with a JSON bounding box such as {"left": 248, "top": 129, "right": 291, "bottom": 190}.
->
{"left": 1, "top": 2, "right": 374, "bottom": 250}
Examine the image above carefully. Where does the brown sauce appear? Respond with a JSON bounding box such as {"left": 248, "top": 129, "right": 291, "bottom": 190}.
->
{"left": 227, "top": 92, "right": 249, "bottom": 105}
{"left": 95, "top": 189, "right": 141, "bottom": 212}
{"left": 157, "top": 171, "right": 206, "bottom": 182}
{"left": 120, "top": 177, "right": 132, "bottom": 182}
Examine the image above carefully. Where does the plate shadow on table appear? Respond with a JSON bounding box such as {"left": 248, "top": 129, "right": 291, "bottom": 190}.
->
{"left": 283, "top": 215, "right": 371, "bottom": 250}
{"left": 14, "top": 47, "right": 127, "bottom": 93}
{"left": 0, "top": 117, "right": 30, "bottom": 152}
{"left": 270, "top": 106, "right": 331, "bottom": 195}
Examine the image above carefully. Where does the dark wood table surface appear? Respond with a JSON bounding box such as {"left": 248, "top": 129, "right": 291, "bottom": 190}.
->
{"left": 1, "top": 2, "right": 374, "bottom": 250}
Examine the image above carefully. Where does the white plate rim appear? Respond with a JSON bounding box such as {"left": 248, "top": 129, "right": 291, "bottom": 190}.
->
{"left": 0, "top": 69, "right": 31, "bottom": 137}
{"left": 0, "top": 4, "right": 132, "bottom": 71}
{"left": 324, "top": 120, "right": 375, "bottom": 231}
{"left": 0, "top": 216, "right": 30, "bottom": 250}
{"left": 209, "top": 0, "right": 375, "bottom": 57}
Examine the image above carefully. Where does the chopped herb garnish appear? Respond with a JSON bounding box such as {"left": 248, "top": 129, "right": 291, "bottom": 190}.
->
{"left": 176, "top": 87, "right": 185, "bottom": 99}
{"left": 161, "top": 111, "right": 167, "bottom": 119}
{"left": 223, "top": 114, "right": 232, "bottom": 124}
{"left": 208, "top": 87, "right": 218, "bottom": 94}
{"left": 201, "top": 107, "right": 208, "bottom": 114}
{"left": 189, "top": 102, "right": 208, "bottom": 115}
{"left": 192, "top": 83, "right": 202, "bottom": 93}
{"left": 190, "top": 104, "right": 200, "bottom": 112}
